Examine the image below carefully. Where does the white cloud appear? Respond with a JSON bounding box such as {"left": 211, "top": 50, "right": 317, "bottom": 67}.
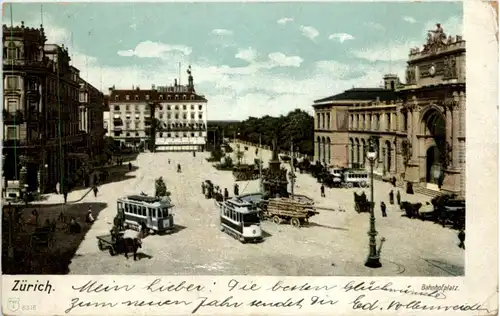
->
{"left": 328, "top": 33, "right": 355, "bottom": 43}
{"left": 300, "top": 25, "right": 319, "bottom": 41}
{"left": 210, "top": 28, "right": 233, "bottom": 36}
{"left": 267, "top": 52, "right": 303, "bottom": 68}
{"left": 130, "top": 23, "right": 137, "bottom": 30}
{"left": 277, "top": 17, "right": 294, "bottom": 25}
{"left": 117, "top": 41, "right": 192, "bottom": 59}
{"left": 403, "top": 16, "right": 417, "bottom": 24}
{"left": 235, "top": 47, "right": 258, "bottom": 62}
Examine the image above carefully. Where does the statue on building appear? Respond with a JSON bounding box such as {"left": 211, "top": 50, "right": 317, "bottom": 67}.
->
{"left": 423, "top": 23, "right": 447, "bottom": 53}
{"left": 406, "top": 67, "right": 416, "bottom": 84}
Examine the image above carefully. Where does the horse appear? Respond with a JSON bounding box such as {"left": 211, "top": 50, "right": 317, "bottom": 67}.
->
{"left": 115, "top": 237, "right": 142, "bottom": 260}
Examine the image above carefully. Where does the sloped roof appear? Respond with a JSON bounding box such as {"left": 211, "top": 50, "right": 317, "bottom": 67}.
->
{"left": 314, "top": 88, "right": 398, "bottom": 104}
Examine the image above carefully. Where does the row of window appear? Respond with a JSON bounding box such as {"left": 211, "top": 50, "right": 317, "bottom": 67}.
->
{"left": 114, "top": 94, "right": 197, "bottom": 101}
{"left": 112, "top": 131, "right": 205, "bottom": 138}
{"left": 113, "top": 104, "right": 204, "bottom": 111}
{"left": 348, "top": 112, "right": 407, "bottom": 131}
{"left": 119, "top": 203, "right": 169, "bottom": 218}
{"left": 5, "top": 75, "right": 79, "bottom": 101}
{"left": 158, "top": 113, "right": 204, "bottom": 120}
{"left": 316, "top": 112, "right": 331, "bottom": 130}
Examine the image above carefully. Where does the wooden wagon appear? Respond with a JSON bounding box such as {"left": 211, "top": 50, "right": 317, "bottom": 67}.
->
{"left": 262, "top": 197, "right": 319, "bottom": 228}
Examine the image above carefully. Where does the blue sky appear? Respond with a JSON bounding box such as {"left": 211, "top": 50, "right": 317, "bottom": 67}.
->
{"left": 4, "top": 2, "right": 463, "bottom": 120}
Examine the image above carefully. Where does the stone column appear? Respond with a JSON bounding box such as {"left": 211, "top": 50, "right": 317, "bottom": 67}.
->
{"left": 445, "top": 103, "right": 453, "bottom": 164}
{"left": 389, "top": 145, "right": 396, "bottom": 174}
{"left": 452, "top": 102, "right": 460, "bottom": 169}
{"left": 411, "top": 105, "right": 419, "bottom": 161}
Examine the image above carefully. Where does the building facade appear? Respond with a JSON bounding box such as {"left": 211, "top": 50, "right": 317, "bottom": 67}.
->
{"left": 78, "top": 78, "right": 105, "bottom": 159}
{"left": 313, "top": 24, "right": 465, "bottom": 196}
{"left": 107, "top": 66, "right": 208, "bottom": 151}
{"left": 2, "top": 22, "right": 88, "bottom": 194}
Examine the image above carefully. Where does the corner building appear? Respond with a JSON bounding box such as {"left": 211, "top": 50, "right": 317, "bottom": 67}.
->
{"left": 107, "top": 67, "right": 208, "bottom": 151}
{"left": 313, "top": 24, "right": 465, "bottom": 197}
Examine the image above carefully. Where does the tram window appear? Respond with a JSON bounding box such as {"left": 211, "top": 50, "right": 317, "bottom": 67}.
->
{"left": 163, "top": 208, "right": 168, "bottom": 217}
{"left": 152, "top": 208, "right": 157, "bottom": 218}
{"left": 125, "top": 204, "right": 129, "bottom": 213}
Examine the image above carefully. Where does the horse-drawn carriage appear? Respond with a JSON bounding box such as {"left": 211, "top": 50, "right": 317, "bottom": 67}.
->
{"left": 97, "top": 230, "right": 142, "bottom": 260}
{"left": 353, "top": 192, "right": 372, "bottom": 213}
{"left": 400, "top": 201, "right": 423, "bottom": 218}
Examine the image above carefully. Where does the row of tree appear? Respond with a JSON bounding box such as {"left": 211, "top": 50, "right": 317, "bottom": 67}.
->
{"left": 222, "top": 109, "right": 315, "bottom": 156}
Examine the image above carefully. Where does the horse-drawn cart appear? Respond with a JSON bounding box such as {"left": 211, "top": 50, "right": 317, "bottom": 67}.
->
{"left": 262, "top": 197, "right": 319, "bottom": 227}
{"left": 353, "top": 192, "right": 372, "bottom": 213}
{"left": 96, "top": 231, "right": 142, "bottom": 259}
{"left": 30, "top": 227, "right": 54, "bottom": 248}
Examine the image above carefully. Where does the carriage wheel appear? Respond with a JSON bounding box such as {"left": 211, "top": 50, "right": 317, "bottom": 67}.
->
{"left": 360, "top": 182, "right": 367, "bottom": 188}
{"left": 272, "top": 216, "right": 281, "bottom": 225}
{"left": 347, "top": 182, "right": 354, "bottom": 188}
{"left": 220, "top": 225, "right": 225, "bottom": 232}
{"left": 98, "top": 240, "right": 105, "bottom": 251}
{"left": 109, "top": 246, "right": 117, "bottom": 256}
{"left": 291, "top": 218, "right": 301, "bottom": 228}
{"left": 239, "top": 236, "right": 246, "bottom": 243}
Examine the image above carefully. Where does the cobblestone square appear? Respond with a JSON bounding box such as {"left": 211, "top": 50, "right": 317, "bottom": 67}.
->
{"left": 68, "top": 144, "right": 464, "bottom": 276}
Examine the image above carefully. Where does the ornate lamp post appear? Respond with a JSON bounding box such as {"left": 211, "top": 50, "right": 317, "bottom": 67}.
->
{"left": 365, "top": 139, "right": 382, "bottom": 268}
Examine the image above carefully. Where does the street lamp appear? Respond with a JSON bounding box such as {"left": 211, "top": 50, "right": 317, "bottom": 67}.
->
{"left": 365, "top": 139, "right": 382, "bottom": 268}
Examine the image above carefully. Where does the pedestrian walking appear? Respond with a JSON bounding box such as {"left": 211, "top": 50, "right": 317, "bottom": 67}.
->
{"left": 224, "top": 188, "right": 229, "bottom": 200}
{"left": 93, "top": 186, "right": 99, "bottom": 197}
{"left": 201, "top": 182, "right": 206, "bottom": 195}
{"left": 63, "top": 191, "right": 68, "bottom": 204}
{"left": 56, "top": 182, "right": 60, "bottom": 194}
{"left": 234, "top": 183, "right": 239, "bottom": 196}
{"left": 128, "top": 162, "right": 132, "bottom": 171}
{"left": 458, "top": 228, "right": 465, "bottom": 249}
{"left": 389, "top": 190, "right": 394, "bottom": 205}
{"left": 381, "top": 202, "right": 387, "bottom": 217}
{"left": 391, "top": 176, "right": 397, "bottom": 187}
{"left": 320, "top": 184, "right": 325, "bottom": 198}
{"left": 396, "top": 190, "right": 401, "bottom": 206}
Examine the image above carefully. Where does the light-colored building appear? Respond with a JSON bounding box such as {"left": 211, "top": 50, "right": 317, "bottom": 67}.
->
{"left": 79, "top": 78, "right": 105, "bottom": 159}
{"left": 313, "top": 23, "right": 465, "bottom": 196}
{"left": 107, "top": 66, "right": 208, "bottom": 151}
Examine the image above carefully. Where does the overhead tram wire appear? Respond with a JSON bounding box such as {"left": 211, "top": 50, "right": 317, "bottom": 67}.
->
{"left": 9, "top": 5, "right": 18, "bottom": 181}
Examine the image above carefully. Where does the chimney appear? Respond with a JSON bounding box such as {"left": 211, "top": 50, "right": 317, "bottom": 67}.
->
{"left": 136, "top": 86, "right": 140, "bottom": 90}
{"left": 174, "top": 79, "right": 178, "bottom": 87}
{"left": 108, "top": 86, "right": 114, "bottom": 93}
{"left": 152, "top": 84, "right": 156, "bottom": 90}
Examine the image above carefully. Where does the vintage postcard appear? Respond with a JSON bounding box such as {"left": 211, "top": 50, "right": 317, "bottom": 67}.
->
{"left": 1, "top": 0, "right": 498, "bottom": 315}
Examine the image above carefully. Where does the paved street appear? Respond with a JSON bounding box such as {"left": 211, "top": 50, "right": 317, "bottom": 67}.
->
{"left": 68, "top": 144, "right": 464, "bottom": 276}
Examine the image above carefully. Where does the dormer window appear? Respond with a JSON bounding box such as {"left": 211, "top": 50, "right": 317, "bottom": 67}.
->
{"left": 175, "top": 105, "right": 179, "bottom": 110}
{"left": 125, "top": 95, "right": 130, "bottom": 100}
{"left": 135, "top": 95, "right": 139, "bottom": 100}
{"left": 175, "top": 95, "right": 179, "bottom": 100}
{"left": 159, "top": 95, "right": 164, "bottom": 100}
{"left": 159, "top": 105, "right": 163, "bottom": 111}
{"left": 145, "top": 95, "right": 150, "bottom": 100}
{"left": 183, "top": 105, "right": 187, "bottom": 110}
{"left": 190, "top": 95, "right": 195, "bottom": 100}
{"left": 182, "top": 95, "right": 186, "bottom": 100}
{"left": 6, "top": 41, "right": 17, "bottom": 59}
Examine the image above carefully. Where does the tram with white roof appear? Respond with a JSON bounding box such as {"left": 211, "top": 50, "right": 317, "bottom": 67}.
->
{"left": 117, "top": 195, "right": 175, "bottom": 233}
{"left": 219, "top": 197, "right": 262, "bottom": 243}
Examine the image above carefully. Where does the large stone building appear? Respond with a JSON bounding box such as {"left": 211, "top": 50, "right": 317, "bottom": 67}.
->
{"left": 2, "top": 22, "right": 93, "bottom": 194}
{"left": 78, "top": 78, "right": 106, "bottom": 158}
{"left": 313, "top": 23, "right": 465, "bottom": 196}
{"left": 107, "top": 66, "right": 208, "bottom": 151}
